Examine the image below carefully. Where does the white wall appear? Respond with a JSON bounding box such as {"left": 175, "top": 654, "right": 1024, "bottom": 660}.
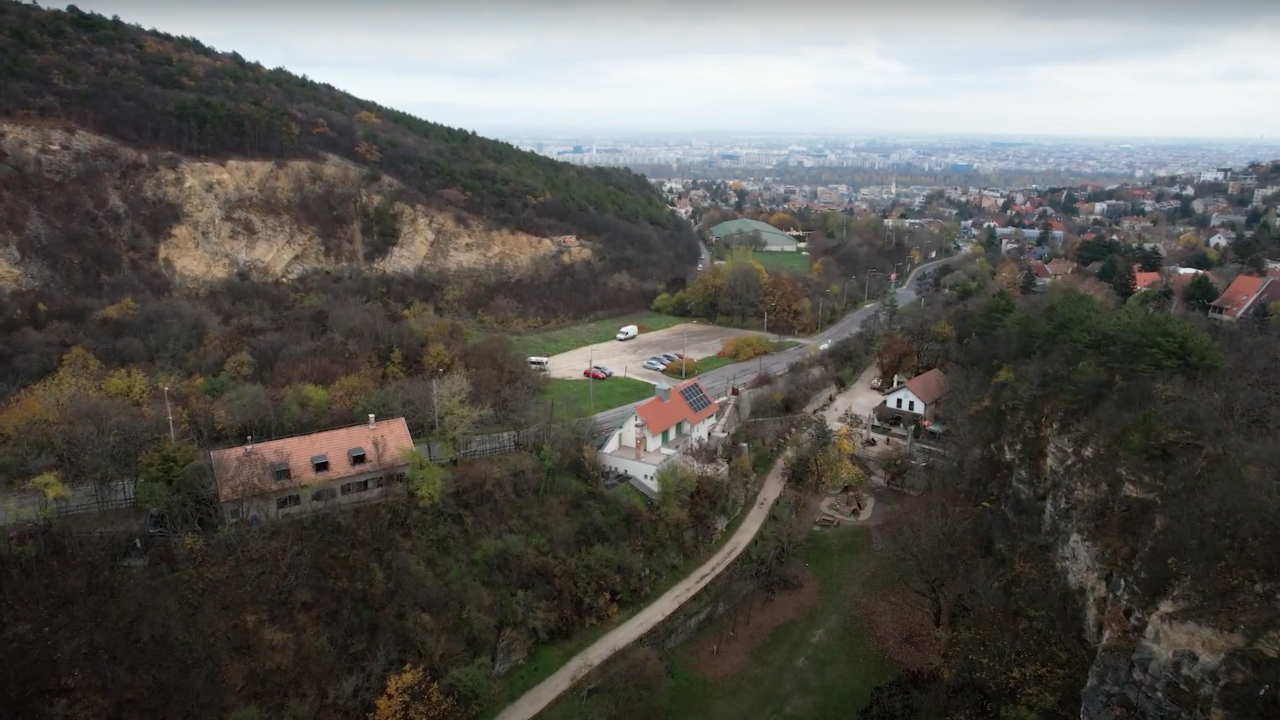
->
{"left": 599, "top": 454, "right": 663, "bottom": 495}
{"left": 883, "top": 387, "right": 925, "bottom": 414}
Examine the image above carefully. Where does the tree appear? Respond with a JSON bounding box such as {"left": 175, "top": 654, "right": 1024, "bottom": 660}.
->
{"left": 1019, "top": 269, "right": 1038, "bottom": 295}
{"left": 1110, "top": 260, "right": 1136, "bottom": 301}
{"left": 433, "top": 369, "right": 490, "bottom": 455}
{"left": 370, "top": 665, "right": 457, "bottom": 720}
{"left": 137, "top": 441, "right": 199, "bottom": 507}
{"left": 879, "top": 294, "right": 899, "bottom": 326}
{"left": 875, "top": 496, "right": 975, "bottom": 630}
{"left": 402, "top": 450, "right": 445, "bottom": 509}
{"left": 876, "top": 334, "right": 916, "bottom": 381}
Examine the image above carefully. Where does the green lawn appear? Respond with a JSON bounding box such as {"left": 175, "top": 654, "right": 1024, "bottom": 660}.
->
{"left": 538, "top": 378, "right": 655, "bottom": 420}
{"left": 662, "top": 355, "right": 737, "bottom": 379}
{"left": 509, "top": 312, "right": 684, "bottom": 357}
{"left": 754, "top": 251, "right": 811, "bottom": 275}
{"left": 657, "top": 529, "right": 895, "bottom": 720}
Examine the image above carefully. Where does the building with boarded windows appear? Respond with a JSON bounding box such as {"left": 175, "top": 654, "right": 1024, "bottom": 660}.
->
{"left": 210, "top": 415, "right": 415, "bottom": 525}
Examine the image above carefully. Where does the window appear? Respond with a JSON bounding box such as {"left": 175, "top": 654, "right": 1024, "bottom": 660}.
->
{"left": 311, "top": 488, "right": 337, "bottom": 503}
{"left": 348, "top": 447, "right": 367, "bottom": 466}
{"left": 908, "top": 400, "right": 916, "bottom": 412}
{"left": 272, "top": 463, "right": 291, "bottom": 482}
{"left": 228, "top": 506, "right": 242, "bottom": 521}
{"left": 311, "top": 455, "right": 329, "bottom": 474}
{"left": 895, "top": 398, "right": 903, "bottom": 409}
{"left": 340, "top": 480, "right": 370, "bottom": 496}
{"left": 392, "top": 472, "right": 406, "bottom": 483}
{"left": 277, "top": 494, "right": 300, "bottom": 510}
{"left": 371, "top": 476, "right": 385, "bottom": 488}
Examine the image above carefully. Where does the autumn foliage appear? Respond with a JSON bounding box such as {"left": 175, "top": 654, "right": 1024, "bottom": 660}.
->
{"left": 371, "top": 666, "right": 458, "bottom": 720}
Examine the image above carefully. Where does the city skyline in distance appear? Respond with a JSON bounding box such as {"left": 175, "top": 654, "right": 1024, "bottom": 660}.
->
{"left": 71, "top": 0, "right": 1280, "bottom": 141}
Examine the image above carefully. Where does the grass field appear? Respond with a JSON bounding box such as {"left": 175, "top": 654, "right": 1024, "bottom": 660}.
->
{"left": 754, "top": 251, "right": 811, "bottom": 275}
{"left": 656, "top": 528, "right": 894, "bottom": 719}
{"left": 510, "top": 312, "right": 683, "bottom": 357}
{"left": 538, "top": 377, "right": 655, "bottom": 420}
{"left": 661, "top": 355, "right": 737, "bottom": 378}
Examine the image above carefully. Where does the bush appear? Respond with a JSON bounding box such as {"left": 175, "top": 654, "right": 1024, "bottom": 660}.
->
{"left": 663, "top": 358, "right": 697, "bottom": 376}
{"left": 721, "top": 334, "right": 773, "bottom": 361}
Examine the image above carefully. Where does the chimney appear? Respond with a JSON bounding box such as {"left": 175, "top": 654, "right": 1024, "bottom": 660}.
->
{"left": 244, "top": 435, "right": 253, "bottom": 454}
{"left": 368, "top": 413, "right": 376, "bottom": 429}
{"left": 655, "top": 381, "right": 671, "bottom": 403}
{"left": 634, "top": 418, "right": 644, "bottom": 460}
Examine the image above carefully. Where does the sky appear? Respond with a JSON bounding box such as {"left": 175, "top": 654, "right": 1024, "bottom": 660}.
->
{"left": 69, "top": 0, "right": 1280, "bottom": 140}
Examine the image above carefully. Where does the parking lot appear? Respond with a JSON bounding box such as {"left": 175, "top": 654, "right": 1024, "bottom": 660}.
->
{"left": 544, "top": 323, "right": 763, "bottom": 385}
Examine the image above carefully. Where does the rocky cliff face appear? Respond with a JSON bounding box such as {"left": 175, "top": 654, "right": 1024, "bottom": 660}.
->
{"left": 1022, "top": 436, "right": 1278, "bottom": 719}
{"left": 0, "top": 122, "right": 590, "bottom": 292}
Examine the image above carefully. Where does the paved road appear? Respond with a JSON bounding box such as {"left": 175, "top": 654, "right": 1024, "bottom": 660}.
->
{"left": 590, "top": 252, "right": 963, "bottom": 430}
{"left": 491, "top": 449, "right": 791, "bottom": 720}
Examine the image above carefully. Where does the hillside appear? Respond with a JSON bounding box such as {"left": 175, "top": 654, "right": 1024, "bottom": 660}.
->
{"left": 0, "top": 1, "right": 697, "bottom": 296}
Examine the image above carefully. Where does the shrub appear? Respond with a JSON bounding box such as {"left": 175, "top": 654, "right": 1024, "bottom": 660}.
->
{"left": 721, "top": 334, "right": 773, "bottom": 361}
{"left": 663, "top": 358, "right": 698, "bottom": 376}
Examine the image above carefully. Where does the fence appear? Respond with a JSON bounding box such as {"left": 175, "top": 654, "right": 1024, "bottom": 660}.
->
{"left": 1, "top": 479, "right": 137, "bottom": 526}
{"left": 416, "top": 425, "right": 548, "bottom": 463}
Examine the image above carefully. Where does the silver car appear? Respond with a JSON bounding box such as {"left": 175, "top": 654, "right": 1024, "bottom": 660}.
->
{"left": 643, "top": 358, "right": 667, "bottom": 371}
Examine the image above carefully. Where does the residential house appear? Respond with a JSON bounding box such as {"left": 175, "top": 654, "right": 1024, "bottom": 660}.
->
{"left": 1207, "top": 230, "right": 1236, "bottom": 249}
{"left": 879, "top": 369, "right": 947, "bottom": 422}
{"left": 1210, "top": 213, "right": 1248, "bottom": 228}
{"left": 597, "top": 380, "right": 721, "bottom": 496}
{"left": 1029, "top": 260, "right": 1052, "bottom": 290}
{"left": 1208, "top": 275, "right": 1280, "bottom": 322}
{"left": 210, "top": 415, "right": 415, "bottom": 524}
{"left": 1121, "top": 216, "right": 1153, "bottom": 233}
{"left": 1134, "top": 269, "right": 1163, "bottom": 292}
{"left": 1167, "top": 268, "right": 1219, "bottom": 310}
{"left": 1046, "top": 258, "right": 1077, "bottom": 279}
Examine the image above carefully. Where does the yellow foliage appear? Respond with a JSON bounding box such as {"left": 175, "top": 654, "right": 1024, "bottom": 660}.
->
{"left": 721, "top": 334, "right": 773, "bottom": 361}
{"left": 768, "top": 212, "right": 799, "bottom": 231}
{"left": 1178, "top": 232, "right": 1203, "bottom": 249}
{"left": 29, "top": 472, "right": 72, "bottom": 503}
{"left": 96, "top": 297, "right": 139, "bottom": 322}
{"left": 33, "top": 347, "right": 105, "bottom": 405}
{"left": 354, "top": 110, "right": 381, "bottom": 124}
{"left": 101, "top": 367, "right": 151, "bottom": 405}
{"left": 931, "top": 320, "right": 956, "bottom": 344}
{"left": 356, "top": 140, "right": 382, "bottom": 164}
{"left": 385, "top": 349, "right": 407, "bottom": 382}
{"left": 329, "top": 368, "right": 381, "bottom": 411}
{"left": 994, "top": 262, "right": 1021, "bottom": 291}
{"left": 222, "top": 351, "right": 257, "bottom": 381}
{"left": 370, "top": 665, "right": 457, "bottom": 720}
{"left": 420, "top": 343, "right": 454, "bottom": 375}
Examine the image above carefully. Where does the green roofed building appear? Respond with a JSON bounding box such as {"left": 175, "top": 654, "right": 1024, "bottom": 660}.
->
{"left": 707, "top": 218, "right": 799, "bottom": 251}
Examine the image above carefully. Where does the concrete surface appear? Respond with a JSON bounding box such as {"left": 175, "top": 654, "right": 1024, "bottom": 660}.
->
{"left": 545, "top": 323, "right": 768, "bottom": 385}
{"left": 819, "top": 363, "right": 887, "bottom": 429}
{"left": 490, "top": 450, "right": 790, "bottom": 720}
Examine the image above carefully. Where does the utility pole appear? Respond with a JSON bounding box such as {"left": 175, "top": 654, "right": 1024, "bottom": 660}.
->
{"left": 589, "top": 348, "right": 594, "bottom": 409}
{"left": 818, "top": 296, "right": 824, "bottom": 332}
{"left": 864, "top": 272, "right": 875, "bottom": 303}
{"left": 432, "top": 368, "right": 442, "bottom": 432}
{"left": 163, "top": 386, "right": 175, "bottom": 443}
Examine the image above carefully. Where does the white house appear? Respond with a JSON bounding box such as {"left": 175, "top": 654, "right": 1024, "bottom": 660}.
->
{"left": 1207, "top": 231, "right": 1235, "bottom": 249}
{"left": 598, "top": 380, "right": 721, "bottom": 497}
{"left": 879, "top": 369, "right": 947, "bottom": 421}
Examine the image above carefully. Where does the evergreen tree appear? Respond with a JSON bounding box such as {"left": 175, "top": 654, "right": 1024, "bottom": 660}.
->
{"left": 1183, "top": 274, "right": 1219, "bottom": 314}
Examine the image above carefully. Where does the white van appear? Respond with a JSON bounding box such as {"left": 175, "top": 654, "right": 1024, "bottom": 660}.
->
{"left": 527, "top": 356, "right": 550, "bottom": 372}
{"left": 616, "top": 325, "right": 638, "bottom": 341}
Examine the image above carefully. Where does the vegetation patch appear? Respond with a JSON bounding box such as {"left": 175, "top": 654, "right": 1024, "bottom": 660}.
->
{"left": 538, "top": 377, "right": 655, "bottom": 420}
{"left": 752, "top": 251, "right": 811, "bottom": 275}
{"left": 508, "top": 313, "right": 683, "bottom": 357}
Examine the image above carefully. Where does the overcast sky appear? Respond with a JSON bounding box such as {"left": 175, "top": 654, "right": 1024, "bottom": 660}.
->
{"left": 72, "top": 0, "right": 1280, "bottom": 139}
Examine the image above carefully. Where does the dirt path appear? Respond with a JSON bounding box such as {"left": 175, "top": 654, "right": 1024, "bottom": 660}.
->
{"left": 491, "top": 453, "right": 791, "bottom": 720}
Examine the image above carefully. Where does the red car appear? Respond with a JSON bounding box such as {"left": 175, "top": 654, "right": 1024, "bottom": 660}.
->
{"left": 583, "top": 368, "right": 608, "bottom": 380}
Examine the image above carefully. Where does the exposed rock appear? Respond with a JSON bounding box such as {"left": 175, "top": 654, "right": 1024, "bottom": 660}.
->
{"left": 0, "top": 121, "right": 591, "bottom": 290}
{"left": 491, "top": 627, "right": 531, "bottom": 678}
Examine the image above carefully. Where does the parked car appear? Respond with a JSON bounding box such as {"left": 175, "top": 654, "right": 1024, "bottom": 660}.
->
{"left": 6, "top": 521, "right": 50, "bottom": 542}
{"left": 659, "top": 353, "right": 681, "bottom": 364}
{"left": 583, "top": 367, "right": 608, "bottom": 380}
{"left": 642, "top": 358, "right": 667, "bottom": 371}
{"left": 591, "top": 365, "right": 614, "bottom": 377}
{"left": 818, "top": 340, "right": 832, "bottom": 352}
{"left": 870, "top": 376, "right": 883, "bottom": 390}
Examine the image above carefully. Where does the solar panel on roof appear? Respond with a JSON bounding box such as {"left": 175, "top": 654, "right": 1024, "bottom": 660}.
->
{"left": 679, "top": 384, "right": 711, "bottom": 413}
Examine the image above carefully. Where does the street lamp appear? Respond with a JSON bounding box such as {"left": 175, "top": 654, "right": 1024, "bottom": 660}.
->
{"left": 163, "top": 386, "right": 175, "bottom": 443}
{"left": 681, "top": 320, "right": 698, "bottom": 378}
{"left": 432, "top": 368, "right": 444, "bottom": 432}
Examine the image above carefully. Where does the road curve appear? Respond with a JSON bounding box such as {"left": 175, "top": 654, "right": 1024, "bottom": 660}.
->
{"left": 491, "top": 453, "right": 791, "bottom": 720}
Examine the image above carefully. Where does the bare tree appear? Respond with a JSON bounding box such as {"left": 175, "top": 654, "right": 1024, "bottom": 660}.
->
{"left": 874, "top": 495, "right": 975, "bottom": 631}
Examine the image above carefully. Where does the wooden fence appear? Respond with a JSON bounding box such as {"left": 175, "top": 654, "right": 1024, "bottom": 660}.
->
{"left": 416, "top": 425, "right": 548, "bottom": 464}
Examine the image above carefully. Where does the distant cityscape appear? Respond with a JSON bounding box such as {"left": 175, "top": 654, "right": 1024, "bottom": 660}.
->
{"left": 507, "top": 133, "right": 1280, "bottom": 182}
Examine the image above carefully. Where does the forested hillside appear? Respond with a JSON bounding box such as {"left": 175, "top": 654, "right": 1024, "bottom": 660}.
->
{"left": 860, "top": 286, "right": 1280, "bottom": 719}
{"left": 0, "top": 1, "right": 697, "bottom": 297}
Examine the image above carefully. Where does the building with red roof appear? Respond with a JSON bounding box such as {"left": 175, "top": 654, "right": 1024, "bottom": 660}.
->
{"left": 1209, "top": 274, "right": 1280, "bottom": 321}
{"left": 598, "top": 379, "right": 722, "bottom": 496}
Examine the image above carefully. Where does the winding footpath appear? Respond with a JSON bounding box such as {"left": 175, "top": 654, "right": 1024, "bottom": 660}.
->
{"left": 494, "top": 251, "right": 967, "bottom": 719}
{"left": 491, "top": 454, "right": 790, "bottom": 720}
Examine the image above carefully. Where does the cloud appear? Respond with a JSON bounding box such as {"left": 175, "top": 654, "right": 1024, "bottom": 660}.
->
{"left": 69, "top": 0, "right": 1280, "bottom": 138}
